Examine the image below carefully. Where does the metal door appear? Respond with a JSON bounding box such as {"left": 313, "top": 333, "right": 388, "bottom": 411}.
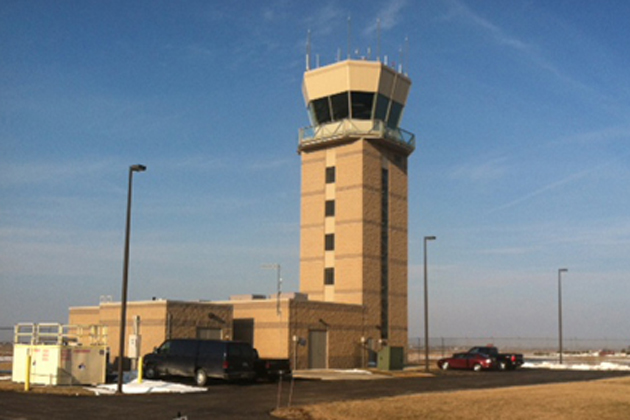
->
{"left": 308, "top": 330, "right": 327, "bottom": 369}
{"left": 232, "top": 319, "right": 254, "bottom": 345}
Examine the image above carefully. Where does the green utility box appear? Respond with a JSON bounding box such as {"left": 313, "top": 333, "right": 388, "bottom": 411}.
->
{"left": 377, "top": 346, "right": 404, "bottom": 370}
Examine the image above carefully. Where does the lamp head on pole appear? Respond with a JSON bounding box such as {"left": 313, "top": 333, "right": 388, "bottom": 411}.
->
{"left": 559, "top": 268, "right": 568, "bottom": 274}
{"left": 130, "top": 164, "right": 147, "bottom": 172}
{"left": 424, "top": 236, "right": 436, "bottom": 241}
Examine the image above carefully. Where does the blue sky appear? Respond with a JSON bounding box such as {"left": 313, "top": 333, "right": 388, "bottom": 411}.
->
{"left": 2, "top": 0, "right": 629, "bottom": 344}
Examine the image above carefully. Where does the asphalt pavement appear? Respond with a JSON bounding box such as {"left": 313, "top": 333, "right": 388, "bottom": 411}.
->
{"left": 1, "top": 369, "right": 629, "bottom": 420}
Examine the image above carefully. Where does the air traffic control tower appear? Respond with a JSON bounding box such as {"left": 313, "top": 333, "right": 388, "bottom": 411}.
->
{"left": 298, "top": 59, "right": 415, "bottom": 351}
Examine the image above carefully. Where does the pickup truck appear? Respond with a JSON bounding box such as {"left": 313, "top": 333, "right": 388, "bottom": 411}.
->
{"left": 253, "top": 349, "right": 292, "bottom": 382}
{"left": 467, "top": 346, "right": 524, "bottom": 370}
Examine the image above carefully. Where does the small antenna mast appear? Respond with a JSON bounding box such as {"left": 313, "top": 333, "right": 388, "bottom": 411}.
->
{"left": 377, "top": 18, "right": 381, "bottom": 62}
{"left": 306, "top": 29, "right": 311, "bottom": 71}
{"left": 347, "top": 16, "right": 351, "bottom": 59}
{"left": 404, "top": 36, "right": 410, "bottom": 75}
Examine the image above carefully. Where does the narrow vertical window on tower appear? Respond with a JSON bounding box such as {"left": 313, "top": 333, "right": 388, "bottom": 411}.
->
{"left": 325, "top": 233, "right": 335, "bottom": 251}
{"left": 325, "top": 166, "right": 336, "bottom": 183}
{"left": 325, "top": 200, "right": 335, "bottom": 217}
{"left": 380, "top": 168, "right": 390, "bottom": 340}
{"left": 324, "top": 267, "right": 335, "bottom": 285}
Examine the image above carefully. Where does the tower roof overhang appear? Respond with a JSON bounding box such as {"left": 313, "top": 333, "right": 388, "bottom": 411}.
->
{"left": 302, "top": 59, "right": 411, "bottom": 107}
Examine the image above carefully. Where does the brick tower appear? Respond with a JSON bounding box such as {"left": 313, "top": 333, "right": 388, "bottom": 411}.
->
{"left": 298, "top": 59, "right": 415, "bottom": 350}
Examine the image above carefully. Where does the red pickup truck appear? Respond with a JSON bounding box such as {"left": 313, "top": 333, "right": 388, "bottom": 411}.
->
{"left": 467, "top": 346, "right": 524, "bottom": 370}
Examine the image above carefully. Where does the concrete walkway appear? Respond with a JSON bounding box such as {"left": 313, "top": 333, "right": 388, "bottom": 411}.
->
{"left": 293, "top": 368, "right": 432, "bottom": 381}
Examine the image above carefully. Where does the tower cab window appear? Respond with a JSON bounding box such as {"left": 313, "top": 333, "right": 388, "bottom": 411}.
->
{"left": 310, "top": 91, "right": 394, "bottom": 125}
{"left": 330, "top": 92, "right": 349, "bottom": 121}
{"left": 351, "top": 91, "right": 374, "bottom": 119}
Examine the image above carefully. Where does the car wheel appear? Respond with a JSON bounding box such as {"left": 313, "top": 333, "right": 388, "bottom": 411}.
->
{"left": 441, "top": 362, "right": 449, "bottom": 370}
{"left": 195, "top": 368, "right": 208, "bottom": 387}
{"left": 144, "top": 365, "right": 158, "bottom": 380}
{"left": 473, "top": 363, "right": 482, "bottom": 372}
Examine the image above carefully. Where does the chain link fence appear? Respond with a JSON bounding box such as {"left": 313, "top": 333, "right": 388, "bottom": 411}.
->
{"left": 408, "top": 336, "right": 630, "bottom": 364}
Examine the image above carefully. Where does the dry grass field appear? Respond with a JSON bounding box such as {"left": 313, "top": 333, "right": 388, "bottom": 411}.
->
{"left": 273, "top": 377, "right": 630, "bottom": 420}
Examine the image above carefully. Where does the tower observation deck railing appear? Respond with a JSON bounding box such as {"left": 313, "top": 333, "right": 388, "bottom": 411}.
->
{"left": 299, "top": 119, "right": 415, "bottom": 154}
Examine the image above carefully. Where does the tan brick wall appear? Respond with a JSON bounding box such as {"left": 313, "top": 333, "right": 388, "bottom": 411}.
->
{"left": 299, "top": 137, "right": 411, "bottom": 355}
{"left": 166, "top": 301, "right": 233, "bottom": 342}
{"left": 231, "top": 299, "right": 291, "bottom": 359}
{"left": 68, "top": 307, "right": 100, "bottom": 326}
{"left": 289, "top": 300, "right": 365, "bottom": 369}
{"left": 69, "top": 301, "right": 232, "bottom": 359}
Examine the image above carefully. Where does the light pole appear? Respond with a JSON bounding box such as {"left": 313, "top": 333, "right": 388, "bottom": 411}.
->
{"left": 117, "top": 164, "right": 146, "bottom": 394}
{"left": 558, "top": 268, "right": 568, "bottom": 365}
{"left": 423, "top": 236, "right": 436, "bottom": 372}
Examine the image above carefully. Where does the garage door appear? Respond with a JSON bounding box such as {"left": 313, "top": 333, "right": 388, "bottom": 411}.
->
{"left": 196, "top": 327, "right": 222, "bottom": 340}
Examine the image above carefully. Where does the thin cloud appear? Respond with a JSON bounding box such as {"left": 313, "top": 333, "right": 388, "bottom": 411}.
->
{"left": 450, "top": 156, "right": 508, "bottom": 183}
{"left": 0, "top": 159, "right": 118, "bottom": 188}
{"left": 442, "top": 0, "right": 532, "bottom": 53}
{"left": 442, "top": 0, "right": 601, "bottom": 98}
{"left": 304, "top": 3, "right": 346, "bottom": 37}
{"left": 363, "top": 0, "right": 408, "bottom": 35}
{"left": 553, "top": 125, "right": 630, "bottom": 147}
{"left": 487, "top": 166, "right": 595, "bottom": 214}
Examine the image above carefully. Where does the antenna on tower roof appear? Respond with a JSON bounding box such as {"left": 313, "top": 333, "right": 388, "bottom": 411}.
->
{"left": 377, "top": 18, "right": 381, "bottom": 62}
{"left": 404, "top": 36, "right": 410, "bottom": 76}
{"left": 347, "top": 16, "right": 352, "bottom": 59}
{"left": 306, "top": 30, "right": 311, "bottom": 70}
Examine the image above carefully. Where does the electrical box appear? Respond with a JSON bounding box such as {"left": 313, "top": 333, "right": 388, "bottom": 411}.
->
{"left": 128, "top": 334, "right": 142, "bottom": 359}
{"left": 12, "top": 344, "right": 107, "bottom": 385}
{"left": 377, "top": 346, "right": 404, "bottom": 371}
{"left": 12, "top": 323, "right": 108, "bottom": 386}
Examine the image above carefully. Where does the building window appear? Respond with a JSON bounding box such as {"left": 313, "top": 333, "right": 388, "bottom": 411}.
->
{"left": 387, "top": 101, "right": 403, "bottom": 129}
{"left": 325, "top": 166, "right": 335, "bottom": 183}
{"left": 325, "top": 200, "right": 335, "bottom": 217}
{"left": 374, "top": 93, "right": 390, "bottom": 122}
{"left": 312, "top": 97, "right": 332, "bottom": 124}
{"left": 324, "top": 267, "right": 335, "bottom": 285}
{"left": 330, "top": 92, "right": 350, "bottom": 121}
{"left": 325, "top": 233, "right": 335, "bottom": 251}
{"left": 351, "top": 91, "right": 375, "bottom": 120}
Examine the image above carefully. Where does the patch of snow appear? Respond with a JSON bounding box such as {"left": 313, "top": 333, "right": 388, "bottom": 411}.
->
{"left": 86, "top": 379, "right": 207, "bottom": 395}
{"left": 332, "top": 369, "right": 373, "bottom": 375}
{"left": 522, "top": 361, "right": 630, "bottom": 371}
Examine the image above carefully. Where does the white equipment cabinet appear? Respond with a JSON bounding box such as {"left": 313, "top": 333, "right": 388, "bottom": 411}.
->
{"left": 12, "top": 323, "right": 108, "bottom": 386}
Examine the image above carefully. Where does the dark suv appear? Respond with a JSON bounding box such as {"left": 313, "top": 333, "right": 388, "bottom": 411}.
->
{"left": 143, "top": 339, "right": 256, "bottom": 386}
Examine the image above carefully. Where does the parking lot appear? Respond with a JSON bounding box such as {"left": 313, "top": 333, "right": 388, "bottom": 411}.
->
{"left": 2, "top": 369, "right": 629, "bottom": 420}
